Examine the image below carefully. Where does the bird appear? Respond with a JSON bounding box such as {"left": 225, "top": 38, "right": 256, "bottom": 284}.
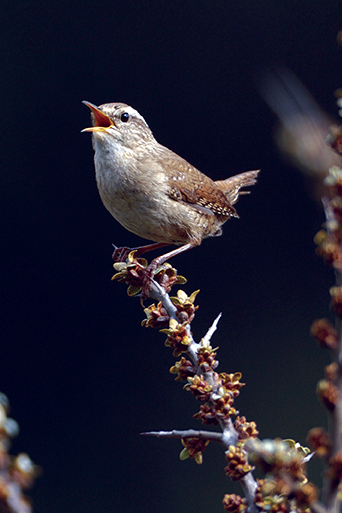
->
{"left": 82, "top": 101, "right": 259, "bottom": 269}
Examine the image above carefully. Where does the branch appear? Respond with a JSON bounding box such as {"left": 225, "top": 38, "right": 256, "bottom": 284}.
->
{"left": 312, "top": 166, "right": 342, "bottom": 512}
{"left": 145, "top": 276, "right": 259, "bottom": 510}
{"left": 319, "top": 191, "right": 342, "bottom": 512}
{"left": 141, "top": 429, "right": 228, "bottom": 445}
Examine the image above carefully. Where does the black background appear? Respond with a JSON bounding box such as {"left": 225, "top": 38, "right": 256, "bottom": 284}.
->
{"left": 1, "top": 1, "right": 341, "bottom": 512}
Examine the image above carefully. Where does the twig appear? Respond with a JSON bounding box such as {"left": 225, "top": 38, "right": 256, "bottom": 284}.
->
{"left": 318, "top": 188, "right": 342, "bottom": 512}
{"left": 147, "top": 277, "right": 259, "bottom": 510}
{"left": 141, "top": 429, "right": 228, "bottom": 446}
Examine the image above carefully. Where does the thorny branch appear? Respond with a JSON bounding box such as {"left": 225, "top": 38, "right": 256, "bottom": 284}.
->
{"left": 112, "top": 254, "right": 318, "bottom": 513}
{"left": 146, "top": 278, "right": 259, "bottom": 511}
{"left": 0, "top": 394, "right": 38, "bottom": 513}
{"left": 313, "top": 163, "right": 342, "bottom": 513}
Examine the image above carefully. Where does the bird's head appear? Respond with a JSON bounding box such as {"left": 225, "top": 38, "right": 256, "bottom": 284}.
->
{"left": 82, "top": 101, "right": 154, "bottom": 149}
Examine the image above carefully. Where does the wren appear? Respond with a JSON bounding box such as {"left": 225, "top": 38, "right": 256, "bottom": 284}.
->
{"left": 82, "top": 101, "right": 259, "bottom": 267}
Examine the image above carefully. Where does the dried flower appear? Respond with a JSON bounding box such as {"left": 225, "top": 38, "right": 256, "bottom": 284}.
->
{"left": 184, "top": 375, "right": 213, "bottom": 402}
{"left": 325, "top": 362, "right": 338, "bottom": 382}
{"left": 211, "top": 385, "right": 237, "bottom": 420}
{"left": 160, "top": 318, "right": 192, "bottom": 357}
{"left": 112, "top": 251, "right": 148, "bottom": 296}
{"left": 224, "top": 445, "right": 254, "bottom": 481}
{"left": 170, "top": 289, "right": 199, "bottom": 324}
{"left": 307, "top": 427, "right": 331, "bottom": 458}
{"left": 197, "top": 344, "right": 218, "bottom": 373}
{"left": 0, "top": 394, "right": 38, "bottom": 513}
{"left": 327, "top": 452, "right": 342, "bottom": 482}
{"left": 179, "top": 437, "right": 209, "bottom": 465}
{"left": 153, "top": 263, "right": 187, "bottom": 294}
{"left": 310, "top": 318, "right": 338, "bottom": 350}
{"left": 327, "top": 126, "right": 342, "bottom": 156}
{"left": 141, "top": 302, "right": 170, "bottom": 328}
{"left": 193, "top": 403, "right": 219, "bottom": 425}
{"left": 169, "top": 357, "right": 196, "bottom": 381}
{"left": 294, "top": 481, "right": 318, "bottom": 508}
{"left": 219, "top": 373, "right": 245, "bottom": 397}
{"left": 316, "top": 379, "right": 339, "bottom": 411}
{"left": 247, "top": 438, "right": 309, "bottom": 483}
{"left": 222, "top": 493, "right": 247, "bottom": 513}
{"left": 330, "top": 286, "right": 342, "bottom": 317}
{"left": 9, "top": 453, "right": 39, "bottom": 489}
{"left": 314, "top": 228, "right": 342, "bottom": 268}
{"left": 234, "top": 416, "right": 259, "bottom": 440}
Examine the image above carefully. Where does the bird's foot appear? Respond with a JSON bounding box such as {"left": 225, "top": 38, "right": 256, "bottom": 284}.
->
{"left": 112, "top": 245, "right": 133, "bottom": 262}
{"left": 140, "top": 258, "right": 188, "bottom": 305}
{"left": 112, "top": 242, "right": 170, "bottom": 262}
{"left": 139, "top": 260, "right": 160, "bottom": 302}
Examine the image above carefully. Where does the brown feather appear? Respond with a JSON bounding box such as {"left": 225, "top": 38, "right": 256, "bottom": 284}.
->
{"left": 160, "top": 156, "right": 237, "bottom": 217}
{"left": 215, "top": 170, "right": 260, "bottom": 205}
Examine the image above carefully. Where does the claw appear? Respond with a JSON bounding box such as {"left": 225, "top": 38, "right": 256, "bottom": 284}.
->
{"left": 139, "top": 261, "right": 159, "bottom": 304}
{"left": 111, "top": 241, "right": 170, "bottom": 262}
{"left": 112, "top": 245, "right": 132, "bottom": 262}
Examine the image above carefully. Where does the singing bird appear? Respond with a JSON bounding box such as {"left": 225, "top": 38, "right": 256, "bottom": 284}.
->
{"left": 82, "top": 101, "right": 259, "bottom": 266}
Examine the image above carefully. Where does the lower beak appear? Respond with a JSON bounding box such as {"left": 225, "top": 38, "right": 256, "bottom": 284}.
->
{"left": 81, "top": 101, "right": 113, "bottom": 132}
{"left": 81, "top": 126, "right": 109, "bottom": 133}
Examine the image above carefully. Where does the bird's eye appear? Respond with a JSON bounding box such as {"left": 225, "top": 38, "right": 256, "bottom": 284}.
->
{"left": 121, "top": 112, "right": 130, "bottom": 122}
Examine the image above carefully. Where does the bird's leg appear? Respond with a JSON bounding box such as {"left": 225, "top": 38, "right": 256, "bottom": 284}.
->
{"left": 112, "top": 242, "right": 170, "bottom": 262}
{"left": 150, "top": 243, "right": 195, "bottom": 270}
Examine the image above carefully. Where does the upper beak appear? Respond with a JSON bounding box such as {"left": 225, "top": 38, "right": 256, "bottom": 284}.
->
{"left": 81, "top": 101, "right": 113, "bottom": 132}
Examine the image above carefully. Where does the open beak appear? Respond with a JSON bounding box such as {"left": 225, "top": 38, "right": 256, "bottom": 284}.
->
{"left": 81, "top": 101, "right": 113, "bottom": 132}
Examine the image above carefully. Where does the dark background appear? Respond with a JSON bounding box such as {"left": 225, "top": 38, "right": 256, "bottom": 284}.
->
{"left": 1, "top": 1, "right": 340, "bottom": 512}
